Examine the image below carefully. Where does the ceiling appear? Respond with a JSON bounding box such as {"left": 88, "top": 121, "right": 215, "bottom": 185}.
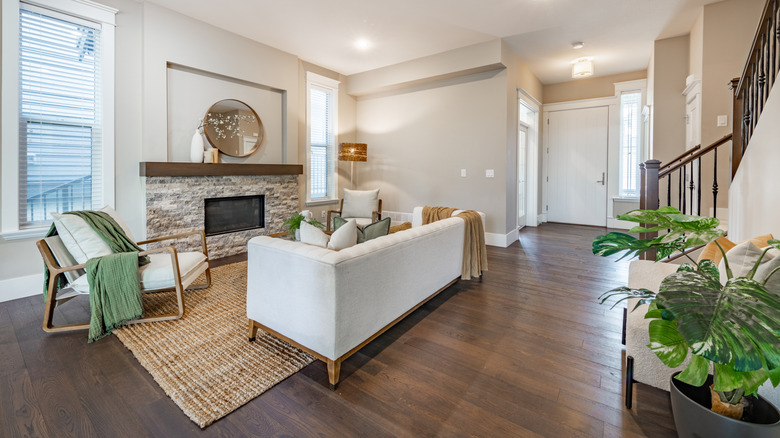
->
{"left": 147, "top": 0, "right": 724, "bottom": 85}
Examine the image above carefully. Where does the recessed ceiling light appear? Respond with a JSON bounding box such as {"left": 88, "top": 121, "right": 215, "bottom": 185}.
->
{"left": 354, "top": 38, "right": 372, "bottom": 51}
{"left": 572, "top": 42, "right": 584, "bottom": 50}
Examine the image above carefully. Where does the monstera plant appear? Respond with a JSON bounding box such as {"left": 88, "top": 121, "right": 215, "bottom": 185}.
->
{"left": 593, "top": 207, "right": 780, "bottom": 421}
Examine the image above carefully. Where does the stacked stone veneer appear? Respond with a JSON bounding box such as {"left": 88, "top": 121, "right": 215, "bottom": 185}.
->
{"left": 145, "top": 175, "right": 298, "bottom": 259}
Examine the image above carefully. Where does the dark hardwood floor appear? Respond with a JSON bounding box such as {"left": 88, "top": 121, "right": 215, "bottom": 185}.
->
{"left": 0, "top": 223, "right": 676, "bottom": 437}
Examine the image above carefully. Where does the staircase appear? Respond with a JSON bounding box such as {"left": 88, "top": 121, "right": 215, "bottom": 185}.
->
{"left": 638, "top": 0, "right": 779, "bottom": 260}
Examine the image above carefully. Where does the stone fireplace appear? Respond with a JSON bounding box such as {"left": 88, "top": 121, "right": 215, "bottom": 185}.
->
{"left": 142, "top": 163, "right": 301, "bottom": 259}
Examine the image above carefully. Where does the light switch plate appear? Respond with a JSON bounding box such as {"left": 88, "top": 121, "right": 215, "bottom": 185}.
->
{"left": 461, "top": 169, "right": 467, "bottom": 177}
{"left": 486, "top": 169, "right": 495, "bottom": 178}
{"left": 717, "top": 115, "right": 728, "bottom": 127}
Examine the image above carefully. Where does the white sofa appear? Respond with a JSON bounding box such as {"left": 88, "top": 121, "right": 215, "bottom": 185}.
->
{"left": 246, "top": 212, "right": 479, "bottom": 388}
{"left": 627, "top": 260, "right": 780, "bottom": 408}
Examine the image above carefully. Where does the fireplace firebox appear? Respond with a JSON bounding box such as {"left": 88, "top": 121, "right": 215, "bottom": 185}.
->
{"left": 204, "top": 195, "right": 265, "bottom": 236}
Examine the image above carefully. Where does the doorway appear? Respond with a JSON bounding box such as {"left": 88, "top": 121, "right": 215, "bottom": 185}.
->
{"left": 546, "top": 106, "right": 609, "bottom": 226}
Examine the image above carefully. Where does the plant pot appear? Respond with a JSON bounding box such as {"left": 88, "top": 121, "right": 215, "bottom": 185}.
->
{"left": 670, "top": 372, "right": 780, "bottom": 437}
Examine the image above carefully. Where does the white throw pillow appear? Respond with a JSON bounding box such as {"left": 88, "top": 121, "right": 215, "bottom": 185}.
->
{"left": 300, "top": 220, "right": 330, "bottom": 248}
{"left": 51, "top": 212, "right": 114, "bottom": 265}
{"left": 341, "top": 188, "right": 379, "bottom": 218}
{"left": 99, "top": 205, "right": 136, "bottom": 242}
{"left": 327, "top": 218, "right": 357, "bottom": 250}
{"left": 718, "top": 241, "right": 780, "bottom": 286}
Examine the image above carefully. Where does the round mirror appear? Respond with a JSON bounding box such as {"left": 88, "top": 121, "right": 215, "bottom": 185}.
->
{"left": 202, "top": 99, "right": 264, "bottom": 157}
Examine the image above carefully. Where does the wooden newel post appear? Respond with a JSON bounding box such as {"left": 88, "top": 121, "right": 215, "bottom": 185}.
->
{"left": 639, "top": 160, "right": 661, "bottom": 261}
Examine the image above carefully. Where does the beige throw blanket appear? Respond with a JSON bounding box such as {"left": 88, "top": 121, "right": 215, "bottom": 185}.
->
{"left": 423, "top": 206, "right": 488, "bottom": 280}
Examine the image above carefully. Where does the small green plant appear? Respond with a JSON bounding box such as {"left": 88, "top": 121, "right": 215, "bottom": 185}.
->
{"left": 593, "top": 207, "right": 780, "bottom": 418}
{"left": 283, "top": 212, "right": 325, "bottom": 237}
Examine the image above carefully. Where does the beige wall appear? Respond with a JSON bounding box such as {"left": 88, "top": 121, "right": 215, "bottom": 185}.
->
{"left": 650, "top": 35, "right": 689, "bottom": 164}
{"left": 689, "top": 11, "right": 704, "bottom": 82}
{"left": 543, "top": 70, "right": 647, "bottom": 104}
{"left": 351, "top": 40, "right": 542, "bottom": 238}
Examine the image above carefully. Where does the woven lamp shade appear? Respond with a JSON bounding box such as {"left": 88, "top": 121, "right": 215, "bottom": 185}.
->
{"left": 339, "top": 143, "right": 367, "bottom": 162}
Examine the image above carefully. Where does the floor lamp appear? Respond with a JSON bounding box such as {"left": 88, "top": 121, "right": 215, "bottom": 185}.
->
{"left": 339, "top": 143, "right": 367, "bottom": 189}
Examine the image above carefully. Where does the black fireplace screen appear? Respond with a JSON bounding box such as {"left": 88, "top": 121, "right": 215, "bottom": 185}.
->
{"left": 204, "top": 195, "right": 265, "bottom": 236}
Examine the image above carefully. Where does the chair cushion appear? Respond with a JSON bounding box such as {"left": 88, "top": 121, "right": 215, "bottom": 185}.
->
{"left": 140, "top": 252, "right": 208, "bottom": 290}
{"left": 68, "top": 251, "right": 207, "bottom": 294}
{"left": 44, "top": 235, "right": 85, "bottom": 283}
{"left": 51, "top": 212, "right": 114, "bottom": 265}
{"left": 341, "top": 188, "right": 379, "bottom": 218}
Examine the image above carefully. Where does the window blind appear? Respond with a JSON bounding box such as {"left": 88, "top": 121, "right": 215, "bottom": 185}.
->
{"left": 309, "top": 86, "right": 335, "bottom": 200}
{"left": 619, "top": 92, "right": 641, "bottom": 198}
{"left": 18, "top": 5, "right": 102, "bottom": 228}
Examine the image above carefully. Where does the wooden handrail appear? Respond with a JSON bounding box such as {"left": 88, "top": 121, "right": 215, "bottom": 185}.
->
{"left": 659, "top": 134, "right": 733, "bottom": 178}
{"left": 659, "top": 144, "right": 701, "bottom": 173}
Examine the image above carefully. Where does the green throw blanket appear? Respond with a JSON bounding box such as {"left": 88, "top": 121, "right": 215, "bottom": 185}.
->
{"left": 43, "top": 210, "right": 150, "bottom": 342}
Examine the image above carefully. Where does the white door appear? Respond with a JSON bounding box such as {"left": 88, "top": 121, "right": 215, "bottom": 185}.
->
{"left": 518, "top": 125, "right": 528, "bottom": 229}
{"left": 547, "top": 107, "right": 608, "bottom": 226}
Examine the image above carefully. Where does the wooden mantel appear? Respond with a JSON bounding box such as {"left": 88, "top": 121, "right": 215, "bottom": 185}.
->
{"left": 139, "top": 162, "right": 303, "bottom": 177}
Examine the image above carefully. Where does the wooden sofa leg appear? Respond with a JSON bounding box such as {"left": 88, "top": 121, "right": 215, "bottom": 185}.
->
{"left": 625, "top": 355, "right": 634, "bottom": 409}
{"left": 248, "top": 319, "right": 259, "bottom": 341}
{"left": 327, "top": 359, "right": 341, "bottom": 390}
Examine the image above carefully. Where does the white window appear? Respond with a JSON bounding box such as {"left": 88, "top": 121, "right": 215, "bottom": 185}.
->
{"left": 1, "top": 0, "right": 115, "bottom": 238}
{"left": 618, "top": 91, "right": 642, "bottom": 198}
{"left": 306, "top": 72, "right": 339, "bottom": 203}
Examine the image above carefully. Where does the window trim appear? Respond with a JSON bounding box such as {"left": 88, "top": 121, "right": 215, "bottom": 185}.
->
{"left": 305, "top": 71, "right": 339, "bottom": 205}
{"left": 1, "top": 0, "right": 116, "bottom": 239}
{"left": 614, "top": 79, "right": 647, "bottom": 201}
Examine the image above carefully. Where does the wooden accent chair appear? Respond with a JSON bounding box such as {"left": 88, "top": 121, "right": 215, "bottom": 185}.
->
{"left": 37, "top": 229, "right": 211, "bottom": 333}
{"left": 326, "top": 188, "right": 382, "bottom": 231}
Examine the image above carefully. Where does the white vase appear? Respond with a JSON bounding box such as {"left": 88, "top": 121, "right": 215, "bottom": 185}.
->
{"left": 190, "top": 129, "right": 204, "bottom": 163}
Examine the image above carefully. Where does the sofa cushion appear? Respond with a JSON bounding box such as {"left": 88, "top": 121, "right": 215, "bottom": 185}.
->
{"left": 300, "top": 220, "right": 330, "bottom": 248}
{"left": 328, "top": 219, "right": 357, "bottom": 251}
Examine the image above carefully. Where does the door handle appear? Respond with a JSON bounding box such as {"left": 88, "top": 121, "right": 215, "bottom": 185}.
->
{"left": 596, "top": 172, "right": 605, "bottom": 185}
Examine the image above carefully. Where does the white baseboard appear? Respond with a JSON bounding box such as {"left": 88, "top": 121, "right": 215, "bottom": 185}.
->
{"left": 485, "top": 228, "right": 520, "bottom": 248}
{"left": 0, "top": 273, "right": 43, "bottom": 303}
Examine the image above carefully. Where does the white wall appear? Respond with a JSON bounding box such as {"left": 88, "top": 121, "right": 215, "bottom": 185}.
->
{"left": 728, "top": 86, "right": 780, "bottom": 242}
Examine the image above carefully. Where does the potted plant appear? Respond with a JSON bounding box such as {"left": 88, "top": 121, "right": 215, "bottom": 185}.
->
{"left": 593, "top": 207, "right": 780, "bottom": 436}
{"left": 283, "top": 211, "right": 325, "bottom": 240}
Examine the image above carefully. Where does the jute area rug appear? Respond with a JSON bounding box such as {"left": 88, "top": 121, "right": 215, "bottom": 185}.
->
{"left": 113, "top": 261, "right": 314, "bottom": 428}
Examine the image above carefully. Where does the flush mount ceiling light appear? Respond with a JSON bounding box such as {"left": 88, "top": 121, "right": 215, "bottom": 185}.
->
{"left": 354, "top": 38, "right": 372, "bottom": 51}
{"left": 571, "top": 57, "right": 594, "bottom": 78}
{"left": 572, "top": 41, "right": 584, "bottom": 50}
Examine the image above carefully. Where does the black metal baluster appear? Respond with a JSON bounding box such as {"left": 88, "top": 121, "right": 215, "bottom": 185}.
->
{"left": 713, "top": 147, "right": 719, "bottom": 219}
{"left": 678, "top": 170, "right": 683, "bottom": 212}
{"left": 689, "top": 161, "right": 695, "bottom": 215}
{"left": 667, "top": 174, "right": 672, "bottom": 208}
{"left": 697, "top": 157, "right": 702, "bottom": 216}
{"left": 682, "top": 166, "right": 687, "bottom": 214}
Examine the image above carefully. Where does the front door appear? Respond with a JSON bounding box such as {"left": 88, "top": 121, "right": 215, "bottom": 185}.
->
{"left": 547, "top": 106, "right": 608, "bottom": 226}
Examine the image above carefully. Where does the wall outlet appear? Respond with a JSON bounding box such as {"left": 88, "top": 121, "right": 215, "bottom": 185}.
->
{"left": 321, "top": 210, "right": 326, "bottom": 219}
{"left": 717, "top": 115, "right": 728, "bottom": 127}
{"left": 486, "top": 169, "right": 494, "bottom": 178}
{"left": 461, "top": 169, "right": 467, "bottom": 177}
